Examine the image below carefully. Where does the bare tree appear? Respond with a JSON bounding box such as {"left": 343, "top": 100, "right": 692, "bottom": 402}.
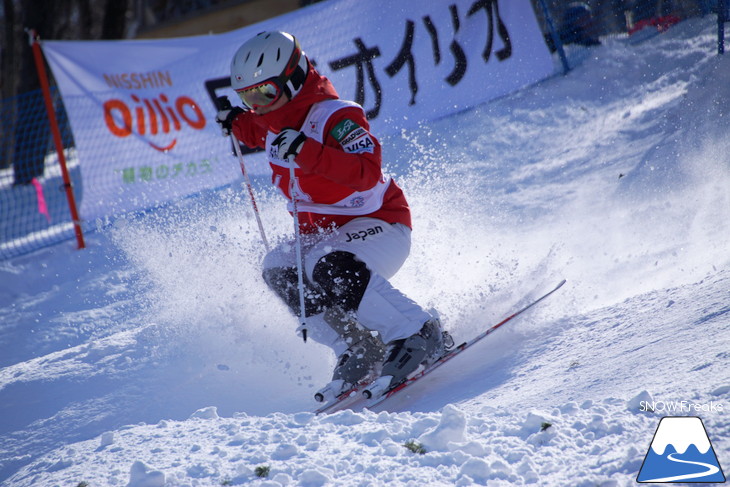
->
{"left": 1, "top": 0, "right": 130, "bottom": 178}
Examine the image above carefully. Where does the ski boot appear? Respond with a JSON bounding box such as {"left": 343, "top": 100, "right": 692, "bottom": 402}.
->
{"left": 363, "top": 317, "right": 448, "bottom": 399}
{"left": 314, "top": 308, "right": 385, "bottom": 403}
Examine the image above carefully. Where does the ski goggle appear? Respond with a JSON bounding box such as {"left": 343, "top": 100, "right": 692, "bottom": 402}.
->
{"left": 235, "top": 79, "right": 283, "bottom": 109}
{"left": 235, "top": 39, "right": 304, "bottom": 110}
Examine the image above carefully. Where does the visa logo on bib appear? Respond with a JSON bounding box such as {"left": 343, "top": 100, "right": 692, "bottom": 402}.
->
{"left": 637, "top": 416, "right": 725, "bottom": 483}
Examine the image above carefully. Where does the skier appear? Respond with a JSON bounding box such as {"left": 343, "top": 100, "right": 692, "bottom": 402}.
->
{"left": 215, "top": 31, "right": 450, "bottom": 399}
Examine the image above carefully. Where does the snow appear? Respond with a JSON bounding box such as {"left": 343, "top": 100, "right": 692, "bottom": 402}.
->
{"left": 1, "top": 17, "right": 729, "bottom": 487}
{"left": 650, "top": 417, "right": 711, "bottom": 455}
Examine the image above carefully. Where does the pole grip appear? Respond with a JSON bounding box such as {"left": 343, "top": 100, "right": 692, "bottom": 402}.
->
{"left": 216, "top": 96, "right": 232, "bottom": 111}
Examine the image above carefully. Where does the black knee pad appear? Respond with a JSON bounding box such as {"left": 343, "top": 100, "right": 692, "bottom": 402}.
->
{"left": 262, "top": 267, "right": 327, "bottom": 317}
{"left": 312, "top": 251, "right": 371, "bottom": 312}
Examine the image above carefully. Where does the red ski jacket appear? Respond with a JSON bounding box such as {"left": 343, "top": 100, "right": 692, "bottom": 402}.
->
{"left": 230, "top": 64, "right": 411, "bottom": 234}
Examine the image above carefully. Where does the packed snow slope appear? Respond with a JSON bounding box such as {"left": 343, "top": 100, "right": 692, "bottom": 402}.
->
{"left": 1, "top": 17, "right": 728, "bottom": 487}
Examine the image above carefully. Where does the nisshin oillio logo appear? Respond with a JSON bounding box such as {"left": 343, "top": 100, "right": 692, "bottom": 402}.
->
{"left": 103, "top": 93, "right": 206, "bottom": 152}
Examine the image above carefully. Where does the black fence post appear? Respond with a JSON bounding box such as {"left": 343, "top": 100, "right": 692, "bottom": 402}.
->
{"left": 720, "top": 0, "right": 727, "bottom": 54}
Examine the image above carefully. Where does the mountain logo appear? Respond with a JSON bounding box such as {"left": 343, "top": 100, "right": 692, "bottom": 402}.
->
{"left": 637, "top": 416, "right": 726, "bottom": 483}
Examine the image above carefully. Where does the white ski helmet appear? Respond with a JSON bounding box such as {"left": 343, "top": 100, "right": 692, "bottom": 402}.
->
{"left": 230, "top": 31, "right": 309, "bottom": 109}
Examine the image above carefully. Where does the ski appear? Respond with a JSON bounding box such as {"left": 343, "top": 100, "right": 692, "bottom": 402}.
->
{"left": 313, "top": 374, "right": 379, "bottom": 415}
{"left": 314, "top": 279, "right": 566, "bottom": 415}
{"left": 363, "top": 279, "right": 566, "bottom": 409}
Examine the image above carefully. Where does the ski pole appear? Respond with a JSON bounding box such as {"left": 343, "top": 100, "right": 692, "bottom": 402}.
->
{"left": 217, "top": 96, "right": 270, "bottom": 253}
{"left": 288, "top": 154, "right": 308, "bottom": 343}
{"left": 231, "top": 131, "right": 270, "bottom": 252}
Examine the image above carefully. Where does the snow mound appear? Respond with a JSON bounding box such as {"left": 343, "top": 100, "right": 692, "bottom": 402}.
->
{"left": 11, "top": 395, "right": 724, "bottom": 486}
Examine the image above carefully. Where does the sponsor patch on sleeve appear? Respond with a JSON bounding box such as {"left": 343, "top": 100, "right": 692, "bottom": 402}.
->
{"left": 330, "top": 119, "right": 375, "bottom": 154}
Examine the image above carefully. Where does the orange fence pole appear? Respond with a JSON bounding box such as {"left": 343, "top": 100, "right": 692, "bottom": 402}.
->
{"left": 28, "top": 29, "right": 85, "bottom": 249}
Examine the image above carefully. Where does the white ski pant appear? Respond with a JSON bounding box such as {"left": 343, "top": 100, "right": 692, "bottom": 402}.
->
{"left": 262, "top": 217, "right": 430, "bottom": 353}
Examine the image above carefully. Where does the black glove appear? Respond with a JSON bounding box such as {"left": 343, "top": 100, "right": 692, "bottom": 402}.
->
{"left": 215, "top": 106, "right": 245, "bottom": 137}
{"left": 273, "top": 128, "right": 307, "bottom": 160}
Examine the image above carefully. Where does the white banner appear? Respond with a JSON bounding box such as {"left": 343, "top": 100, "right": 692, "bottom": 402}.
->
{"left": 42, "top": 0, "right": 553, "bottom": 220}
